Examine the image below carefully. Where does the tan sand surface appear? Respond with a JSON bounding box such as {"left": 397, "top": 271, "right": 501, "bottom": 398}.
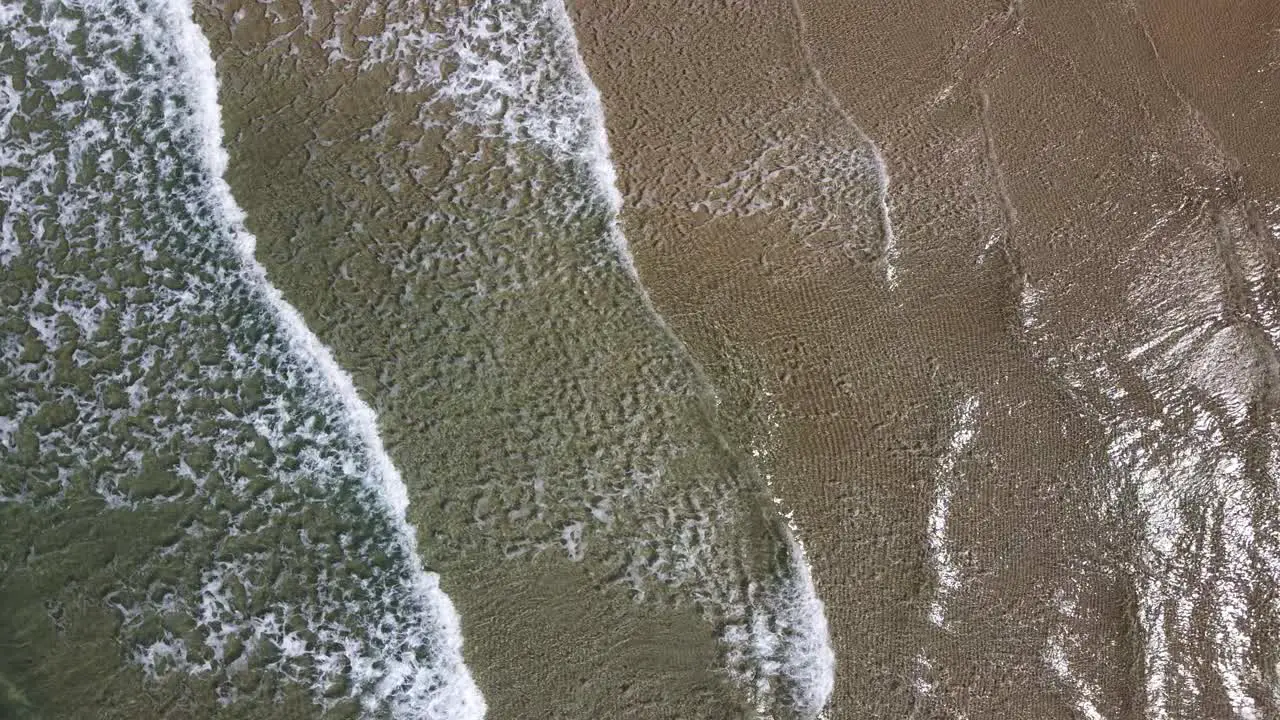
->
{"left": 571, "top": 0, "right": 1280, "bottom": 717}
{"left": 192, "top": 0, "right": 1280, "bottom": 716}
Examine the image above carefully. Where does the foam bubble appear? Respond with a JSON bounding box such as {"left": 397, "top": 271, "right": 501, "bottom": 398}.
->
{"left": 764, "top": 532, "right": 837, "bottom": 718}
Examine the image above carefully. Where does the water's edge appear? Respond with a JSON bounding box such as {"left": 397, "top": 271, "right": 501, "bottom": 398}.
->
{"left": 167, "top": 0, "right": 486, "bottom": 715}
{"left": 552, "top": 1, "right": 838, "bottom": 714}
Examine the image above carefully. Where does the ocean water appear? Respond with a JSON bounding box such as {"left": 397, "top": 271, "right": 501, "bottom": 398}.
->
{"left": 3, "top": 0, "right": 835, "bottom": 718}
{"left": 207, "top": 0, "right": 838, "bottom": 714}
{"left": 0, "top": 1, "right": 481, "bottom": 717}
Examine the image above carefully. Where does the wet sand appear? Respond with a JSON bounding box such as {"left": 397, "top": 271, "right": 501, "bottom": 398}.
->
{"left": 571, "top": 0, "right": 1280, "bottom": 717}
{"left": 188, "top": 0, "right": 1280, "bottom": 717}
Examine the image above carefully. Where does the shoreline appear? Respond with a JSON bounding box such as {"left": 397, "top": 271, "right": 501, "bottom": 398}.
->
{"left": 192, "top": 1, "right": 828, "bottom": 716}
{"left": 189, "top": 0, "right": 1280, "bottom": 716}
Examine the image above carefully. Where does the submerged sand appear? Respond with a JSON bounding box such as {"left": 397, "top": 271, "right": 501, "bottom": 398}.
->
{"left": 193, "top": 0, "right": 1280, "bottom": 717}
{"left": 192, "top": 1, "right": 789, "bottom": 717}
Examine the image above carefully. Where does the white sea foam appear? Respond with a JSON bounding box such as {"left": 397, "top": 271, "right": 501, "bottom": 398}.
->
{"left": 925, "top": 395, "right": 978, "bottom": 628}
{"left": 165, "top": 3, "right": 483, "bottom": 714}
{"left": 0, "top": 0, "right": 485, "bottom": 716}
{"left": 352, "top": 0, "right": 633, "bottom": 279}
{"left": 542, "top": 0, "right": 635, "bottom": 278}
{"left": 740, "top": 405, "right": 836, "bottom": 718}
{"left": 764, "top": 529, "right": 836, "bottom": 718}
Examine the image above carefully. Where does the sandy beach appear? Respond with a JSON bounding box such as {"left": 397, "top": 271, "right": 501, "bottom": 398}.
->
{"left": 184, "top": 0, "right": 1280, "bottom": 717}
{"left": 570, "top": 0, "right": 1280, "bottom": 716}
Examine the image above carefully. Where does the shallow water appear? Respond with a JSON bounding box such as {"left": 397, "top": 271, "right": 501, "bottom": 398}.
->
{"left": 2, "top": 0, "right": 835, "bottom": 717}
{"left": 556, "top": 0, "right": 1280, "bottom": 716}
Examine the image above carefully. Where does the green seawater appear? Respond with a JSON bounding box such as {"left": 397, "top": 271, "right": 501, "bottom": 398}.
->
{"left": 1, "top": 0, "right": 834, "bottom": 718}
{"left": 0, "top": 1, "right": 479, "bottom": 717}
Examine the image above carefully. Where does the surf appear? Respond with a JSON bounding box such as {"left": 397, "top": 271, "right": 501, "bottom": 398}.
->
{"left": 0, "top": 0, "right": 484, "bottom": 716}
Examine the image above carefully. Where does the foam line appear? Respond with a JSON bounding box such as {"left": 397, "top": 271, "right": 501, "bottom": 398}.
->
{"left": 546, "top": 2, "right": 837, "bottom": 714}
{"left": 159, "top": 1, "right": 485, "bottom": 716}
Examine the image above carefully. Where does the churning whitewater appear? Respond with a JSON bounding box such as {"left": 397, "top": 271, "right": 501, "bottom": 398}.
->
{"left": 0, "top": 0, "right": 482, "bottom": 716}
